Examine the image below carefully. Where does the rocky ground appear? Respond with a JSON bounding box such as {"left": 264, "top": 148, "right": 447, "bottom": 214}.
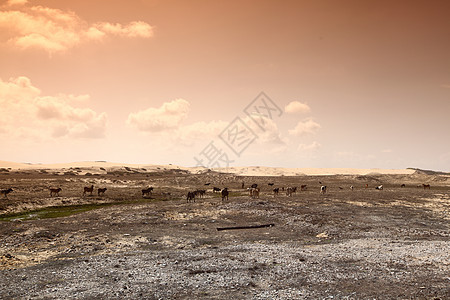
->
{"left": 0, "top": 169, "right": 449, "bottom": 299}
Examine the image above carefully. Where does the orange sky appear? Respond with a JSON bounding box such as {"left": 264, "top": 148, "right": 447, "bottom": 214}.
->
{"left": 1, "top": 0, "right": 449, "bottom": 171}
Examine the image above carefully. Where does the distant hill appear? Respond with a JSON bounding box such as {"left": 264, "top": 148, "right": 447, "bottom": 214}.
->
{"left": 407, "top": 168, "right": 450, "bottom": 176}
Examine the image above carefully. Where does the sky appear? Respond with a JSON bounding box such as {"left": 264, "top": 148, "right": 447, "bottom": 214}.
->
{"left": 1, "top": 0, "right": 449, "bottom": 171}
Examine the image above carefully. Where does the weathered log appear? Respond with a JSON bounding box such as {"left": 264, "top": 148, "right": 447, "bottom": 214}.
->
{"left": 216, "top": 224, "right": 275, "bottom": 231}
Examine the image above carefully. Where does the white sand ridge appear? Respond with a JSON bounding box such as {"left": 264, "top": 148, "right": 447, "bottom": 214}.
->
{"left": 0, "top": 161, "right": 416, "bottom": 176}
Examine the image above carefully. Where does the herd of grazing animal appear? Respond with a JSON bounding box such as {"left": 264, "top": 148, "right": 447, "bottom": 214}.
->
{"left": 182, "top": 180, "right": 434, "bottom": 203}
{"left": 1, "top": 185, "right": 110, "bottom": 199}
{"left": 1, "top": 179, "right": 434, "bottom": 205}
{"left": 185, "top": 189, "right": 207, "bottom": 202}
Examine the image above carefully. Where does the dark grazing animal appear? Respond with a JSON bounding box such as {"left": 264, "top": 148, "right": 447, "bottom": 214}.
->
{"left": 300, "top": 185, "right": 307, "bottom": 191}
{"left": 221, "top": 188, "right": 229, "bottom": 201}
{"left": 204, "top": 183, "right": 211, "bottom": 186}
{"left": 98, "top": 188, "right": 107, "bottom": 196}
{"left": 268, "top": 183, "right": 274, "bottom": 186}
{"left": 251, "top": 183, "right": 258, "bottom": 189}
{"left": 1, "top": 188, "right": 13, "bottom": 198}
{"left": 187, "top": 191, "right": 196, "bottom": 203}
{"left": 83, "top": 185, "right": 94, "bottom": 196}
{"left": 49, "top": 187, "right": 61, "bottom": 197}
{"left": 195, "top": 189, "right": 206, "bottom": 198}
{"left": 320, "top": 185, "right": 327, "bottom": 194}
{"left": 422, "top": 184, "right": 431, "bottom": 190}
{"left": 142, "top": 187, "right": 153, "bottom": 197}
{"left": 213, "top": 187, "right": 221, "bottom": 193}
{"left": 273, "top": 187, "right": 279, "bottom": 195}
{"left": 401, "top": 184, "right": 406, "bottom": 188}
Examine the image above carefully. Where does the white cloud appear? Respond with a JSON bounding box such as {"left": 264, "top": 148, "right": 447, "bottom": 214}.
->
{"left": 126, "top": 100, "right": 289, "bottom": 156}
{"left": 288, "top": 118, "right": 321, "bottom": 136}
{"left": 0, "top": 4, "right": 154, "bottom": 53}
{"left": 0, "top": 76, "right": 107, "bottom": 139}
{"left": 127, "top": 99, "right": 190, "bottom": 132}
{"left": 284, "top": 101, "right": 311, "bottom": 114}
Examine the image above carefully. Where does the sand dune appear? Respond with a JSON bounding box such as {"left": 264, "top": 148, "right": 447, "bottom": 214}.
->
{"left": 213, "top": 166, "right": 415, "bottom": 176}
{"left": 0, "top": 161, "right": 416, "bottom": 176}
{"left": 0, "top": 160, "right": 181, "bottom": 170}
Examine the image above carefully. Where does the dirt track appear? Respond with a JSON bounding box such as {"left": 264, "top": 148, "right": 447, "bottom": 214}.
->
{"left": 0, "top": 170, "right": 449, "bottom": 299}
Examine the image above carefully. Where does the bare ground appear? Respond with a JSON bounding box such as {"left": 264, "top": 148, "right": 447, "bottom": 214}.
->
{"left": 0, "top": 170, "right": 449, "bottom": 299}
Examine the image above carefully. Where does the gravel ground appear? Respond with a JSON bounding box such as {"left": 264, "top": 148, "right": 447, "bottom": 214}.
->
{"left": 0, "top": 171, "right": 449, "bottom": 299}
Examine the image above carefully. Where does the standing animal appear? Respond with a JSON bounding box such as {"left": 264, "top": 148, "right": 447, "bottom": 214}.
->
{"left": 273, "top": 187, "right": 279, "bottom": 195}
{"left": 213, "top": 187, "right": 221, "bottom": 193}
{"left": 422, "top": 184, "right": 431, "bottom": 190}
{"left": 98, "top": 188, "right": 107, "bottom": 196}
{"left": 195, "top": 189, "right": 206, "bottom": 198}
{"left": 375, "top": 185, "right": 383, "bottom": 190}
{"left": 286, "top": 187, "right": 294, "bottom": 197}
{"left": 1, "top": 188, "right": 13, "bottom": 198}
{"left": 142, "top": 187, "right": 153, "bottom": 197}
{"left": 320, "top": 185, "right": 327, "bottom": 194}
{"left": 401, "top": 184, "right": 406, "bottom": 188}
{"left": 187, "top": 191, "right": 196, "bottom": 203}
{"left": 221, "top": 188, "right": 229, "bottom": 201}
{"left": 286, "top": 186, "right": 297, "bottom": 196}
{"left": 49, "top": 188, "right": 61, "bottom": 197}
{"left": 83, "top": 185, "right": 94, "bottom": 196}
{"left": 251, "top": 188, "right": 260, "bottom": 198}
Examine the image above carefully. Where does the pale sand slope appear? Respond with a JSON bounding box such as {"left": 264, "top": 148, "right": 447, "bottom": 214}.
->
{"left": 212, "top": 166, "right": 415, "bottom": 176}
{"left": 0, "top": 161, "right": 182, "bottom": 172}
{"left": 0, "top": 161, "right": 415, "bottom": 176}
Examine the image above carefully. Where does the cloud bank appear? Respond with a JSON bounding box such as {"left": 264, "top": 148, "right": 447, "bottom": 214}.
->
{"left": 127, "top": 99, "right": 288, "bottom": 152}
{"left": 127, "top": 99, "right": 190, "bottom": 132}
{"left": 0, "top": 3, "right": 153, "bottom": 53}
{"left": 0, "top": 76, "right": 107, "bottom": 139}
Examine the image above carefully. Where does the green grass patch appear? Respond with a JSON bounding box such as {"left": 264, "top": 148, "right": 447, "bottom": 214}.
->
{"left": 0, "top": 196, "right": 168, "bottom": 222}
{"left": 0, "top": 203, "right": 114, "bottom": 221}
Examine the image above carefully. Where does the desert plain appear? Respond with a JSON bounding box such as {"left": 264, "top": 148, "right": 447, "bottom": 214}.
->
{"left": 0, "top": 162, "right": 449, "bottom": 299}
